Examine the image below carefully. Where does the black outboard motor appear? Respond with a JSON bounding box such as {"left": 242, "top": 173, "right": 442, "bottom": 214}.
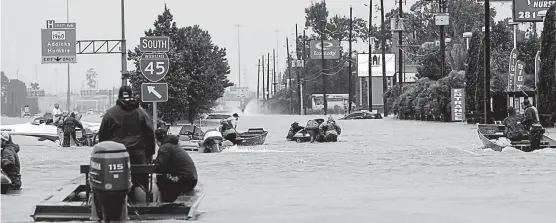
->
{"left": 528, "top": 124, "right": 546, "bottom": 151}
{"left": 89, "top": 141, "right": 131, "bottom": 222}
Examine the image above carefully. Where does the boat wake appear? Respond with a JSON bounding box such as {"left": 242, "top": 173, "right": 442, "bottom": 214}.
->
{"left": 221, "top": 146, "right": 286, "bottom": 153}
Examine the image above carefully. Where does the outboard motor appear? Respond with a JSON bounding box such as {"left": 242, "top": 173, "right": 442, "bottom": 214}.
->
{"left": 89, "top": 141, "right": 131, "bottom": 222}
{"left": 202, "top": 129, "right": 224, "bottom": 153}
{"left": 529, "top": 124, "right": 546, "bottom": 151}
{"left": 1, "top": 170, "right": 12, "bottom": 194}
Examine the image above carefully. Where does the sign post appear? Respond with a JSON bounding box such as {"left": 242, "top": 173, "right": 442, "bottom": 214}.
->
{"left": 139, "top": 36, "right": 170, "bottom": 133}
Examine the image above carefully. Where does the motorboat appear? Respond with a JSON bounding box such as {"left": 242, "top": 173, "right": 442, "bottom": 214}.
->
{"left": 477, "top": 124, "right": 556, "bottom": 152}
{"left": 0, "top": 114, "right": 100, "bottom": 143}
{"left": 340, "top": 110, "right": 383, "bottom": 120}
{"left": 167, "top": 124, "right": 229, "bottom": 153}
{"left": 30, "top": 164, "right": 205, "bottom": 221}
{"left": 235, "top": 128, "right": 268, "bottom": 146}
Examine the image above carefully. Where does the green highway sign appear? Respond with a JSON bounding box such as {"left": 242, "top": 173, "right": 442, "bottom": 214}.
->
{"left": 41, "top": 20, "right": 76, "bottom": 64}
{"left": 141, "top": 83, "right": 168, "bottom": 102}
{"left": 139, "top": 36, "right": 170, "bottom": 52}
{"left": 513, "top": 0, "right": 555, "bottom": 22}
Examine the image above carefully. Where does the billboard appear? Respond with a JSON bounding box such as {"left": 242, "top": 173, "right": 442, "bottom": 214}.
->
{"left": 451, "top": 88, "right": 466, "bottom": 121}
{"left": 515, "top": 60, "right": 526, "bottom": 88}
{"left": 357, "top": 53, "right": 396, "bottom": 77}
{"left": 309, "top": 40, "right": 341, "bottom": 60}
{"left": 513, "top": 0, "right": 555, "bottom": 22}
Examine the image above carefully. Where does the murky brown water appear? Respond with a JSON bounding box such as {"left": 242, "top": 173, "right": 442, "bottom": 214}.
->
{"left": 1, "top": 115, "right": 556, "bottom": 223}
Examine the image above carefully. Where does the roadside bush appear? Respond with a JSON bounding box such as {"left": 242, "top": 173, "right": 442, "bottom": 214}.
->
{"left": 385, "top": 71, "right": 464, "bottom": 122}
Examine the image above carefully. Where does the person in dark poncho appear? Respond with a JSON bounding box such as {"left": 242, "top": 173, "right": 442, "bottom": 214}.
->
{"left": 97, "top": 86, "right": 155, "bottom": 194}
{"left": 154, "top": 128, "right": 198, "bottom": 202}
{"left": 502, "top": 106, "right": 528, "bottom": 140}
{"left": 1, "top": 132, "right": 22, "bottom": 190}
{"left": 62, "top": 112, "right": 83, "bottom": 147}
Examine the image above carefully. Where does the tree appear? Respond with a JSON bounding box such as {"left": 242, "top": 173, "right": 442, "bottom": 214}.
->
{"left": 1, "top": 71, "right": 8, "bottom": 100}
{"left": 465, "top": 31, "right": 482, "bottom": 118}
{"left": 85, "top": 68, "right": 98, "bottom": 89}
{"left": 30, "top": 82, "right": 40, "bottom": 90}
{"left": 128, "top": 5, "right": 232, "bottom": 124}
{"left": 537, "top": 3, "right": 556, "bottom": 117}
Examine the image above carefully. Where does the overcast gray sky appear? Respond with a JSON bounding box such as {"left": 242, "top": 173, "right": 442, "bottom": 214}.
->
{"left": 1, "top": 0, "right": 513, "bottom": 94}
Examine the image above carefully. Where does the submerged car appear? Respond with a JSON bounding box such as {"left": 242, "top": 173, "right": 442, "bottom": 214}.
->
{"left": 340, "top": 111, "right": 382, "bottom": 120}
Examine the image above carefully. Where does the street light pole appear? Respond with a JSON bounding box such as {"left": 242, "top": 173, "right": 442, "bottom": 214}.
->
{"left": 236, "top": 24, "right": 242, "bottom": 88}
{"left": 348, "top": 6, "right": 353, "bottom": 114}
{"left": 367, "top": 0, "right": 373, "bottom": 112}
{"left": 484, "top": 0, "right": 491, "bottom": 124}
{"left": 120, "top": 0, "right": 127, "bottom": 87}
{"left": 380, "top": 0, "right": 388, "bottom": 117}
{"left": 66, "top": 0, "right": 71, "bottom": 111}
{"left": 398, "top": 0, "right": 403, "bottom": 87}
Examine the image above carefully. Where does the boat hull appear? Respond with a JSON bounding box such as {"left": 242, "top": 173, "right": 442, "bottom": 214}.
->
{"left": 477, "top": 124, "right": 556, "bottom": 152}
{"left": 31, "top": 165, "right": 205, "bottom": 222}
{"left": 237, "top": 128, "right": 268, "bottom": 146}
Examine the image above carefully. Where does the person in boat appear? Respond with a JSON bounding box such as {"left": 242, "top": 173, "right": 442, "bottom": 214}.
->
{"left": 318, "top": 116, "right": 342, "bottom": 142}
{"left": 305, "top": 119, "right": 321, "bottom": 143}
{"left": 1, "top": 132, "right": 21, "bottom": 190}
{"left": 220, "top": 113, "right": 239, "bottom": 144}
{"left": 502, "top": 106, "right": 528, "bottom": 141}
{"left": 52, "top": 104, "right": 64, "bottom": 146}
{"left": 98, "top": 86, "right": 155, "bottom": 193}
{"left": 62, "top": 112, "right": 84, "bottom": 147}
{"left": 287, "top": 122, "right": 304, "bottom": 140}
{"left": 521, "top": 99, "right": 540, "bottom": 130}
{"left": 521, "top": 99, "right": 545, "bottom": 150}
{"left": 154, "top": 128, "right": 198, "bottom": 202}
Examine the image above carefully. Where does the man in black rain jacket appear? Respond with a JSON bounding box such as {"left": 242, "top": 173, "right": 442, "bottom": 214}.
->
{"left": 154, "top": 129, "right": 198, "bottom": 202}
{"left": 98, "top": 86, "right": 155, "bottom": 191}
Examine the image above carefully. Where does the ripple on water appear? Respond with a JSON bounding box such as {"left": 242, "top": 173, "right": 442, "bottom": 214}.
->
{"left": 1, "top": 116, "right": 556, "bottom": 223}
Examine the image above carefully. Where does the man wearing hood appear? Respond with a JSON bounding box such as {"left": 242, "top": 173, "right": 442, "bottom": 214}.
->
{"left": 98, "top": 86, "right": 155, "bottom": 191}
{"left": 154, "top": 128, "right": 198, "bottom": 202}
{"left": 1, "top": 132, "right": 21, "bottom": 190}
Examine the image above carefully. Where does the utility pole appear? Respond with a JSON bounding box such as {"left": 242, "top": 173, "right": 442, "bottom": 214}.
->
{"left": 120, "top": 0, "right": 127, "bottom": 87}
{"left": 262, "top": 55, "right": 266, "bottom": 101}
{"left": 257, "top": 59, "right": 261, "bottom": 102}
{"left": 236, "top": 24, "right": 242, "bottom": 88}
{"left": 368, "top": 0, "right": 373, "bottom": 111}
{"left": 380, "top": 0, "right": 388, "bottom": 117}
{"left": 348, "top": 6, "right": 353, "bottom": 114}
{"left": 275, "top": 30, "right": 280, "bottom": 89}
{"left": 267, "top": 52, "right": 270, "bottom": 100}
{"left": 398, "top": 0, "right": 403, "bottom": 87}
{"left": 484, "top": 0, "right": 491, "bottom": 124}
{"left": 302, "top": 29, "right": 307, "bottom": 115}
{"left": 66, "top": 0, "right": 71, "bottom": 111}
{"left": 287, "top": 37, "right": 293, "bottom": 114}
{"left": 296, "top": 24, "right": 302, "bottom": 115}
{"left": 273, "top": 49, "right": 277, "bottom": 94}
{"left": 439, "top": 0, "right": 446, "bottom": 77}
{"left": 321, "top": 27, "right": 328, "bottom": 115}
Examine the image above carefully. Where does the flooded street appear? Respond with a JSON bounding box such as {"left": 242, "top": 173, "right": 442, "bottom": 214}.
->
{"left": 2, "top": 115, "right": 556, "bottom": 223}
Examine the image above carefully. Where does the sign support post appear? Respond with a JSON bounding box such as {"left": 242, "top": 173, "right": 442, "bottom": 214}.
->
{"left": 138, "top": 36, "right": 170, "bottom": 135}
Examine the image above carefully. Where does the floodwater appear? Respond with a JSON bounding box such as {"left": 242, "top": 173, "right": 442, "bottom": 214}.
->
{"left": 1, "top": 115, "right": 556, "bottom": 223}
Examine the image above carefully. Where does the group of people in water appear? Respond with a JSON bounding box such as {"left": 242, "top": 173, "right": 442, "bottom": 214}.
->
{"left": 52, "top": 103, "right": 84, "bottom": 147}
{"left": 288, "top": 116, "right": 342, "bottom": 143}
